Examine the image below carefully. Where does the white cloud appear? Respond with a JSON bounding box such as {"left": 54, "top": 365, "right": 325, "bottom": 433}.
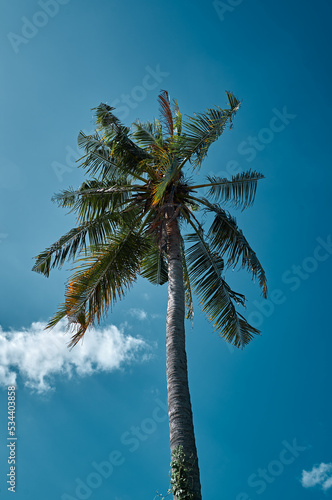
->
{"left": 324, "top": 476, "right": 332, "bottom": 491}
{"left": 0, "top": 321, "right": 150, "bottom": 393}
{"left": 301, "top": 463, "right": 332, "bottom": 491}
{"left": 128, "top": 308, "right": 148, "bottom": 321}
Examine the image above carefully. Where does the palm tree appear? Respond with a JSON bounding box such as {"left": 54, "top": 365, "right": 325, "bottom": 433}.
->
{"left": 33, "top": 90, "right": 267, "bottom": 499}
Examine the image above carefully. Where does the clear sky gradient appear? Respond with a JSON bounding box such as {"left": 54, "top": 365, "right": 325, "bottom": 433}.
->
{"left": 0, "top": 1, "right": 331, "bottom": 499}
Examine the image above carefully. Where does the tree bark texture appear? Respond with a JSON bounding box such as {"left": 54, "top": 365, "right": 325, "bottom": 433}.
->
{"left": 166, "top": 217, "right": 202, "bottom": 499}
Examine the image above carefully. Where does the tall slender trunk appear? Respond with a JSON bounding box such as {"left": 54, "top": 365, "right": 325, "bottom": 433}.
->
{"left": 166, "top": 217, "right": 202, "bottom": 499}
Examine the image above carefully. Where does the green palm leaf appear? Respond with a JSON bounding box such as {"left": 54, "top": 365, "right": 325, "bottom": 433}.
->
{"left": 180, "top": 237, "right": 194, "bottom": 321}
{"left": 189, "top": 170, "right": 264, "bottom": 210}
{"left": 205, "top": 171, "right": 264, "bottom": 210}
{"left": 94, "top": 102, "right": 151, "bottom": 162}
{"left": 52, "top": 179, "right": 137, "bottom": 221}
{"left": 132, "top": 121, "right": 160, "bottom": 149}
{"left": 185, "top": 231, "right": 259, "bottom": 347}
{"left": 152, "top": 157, "right": 180, "bottom": 206}
{"left": 32, "top": 211, "right": 119, "bottom": 277}
{"left": 178, "top": 91, "right": 240, "bottom": 170}
{"left": 77, "top": 131, "right": 121, "bottom": 179}
{"left": 225, "top": 90, "right": 241, "bottom": 117}
{"left": 94, "top": 102, "right": 124, "bottom": 129}
{"left": 140, "top": 240, "right": 168, "bottom": 285}
{"left": 78, "top": 130, "right": 148, "bottom": 182}
{"left": 206, "top": 202, "right": 267, "bottom": 297}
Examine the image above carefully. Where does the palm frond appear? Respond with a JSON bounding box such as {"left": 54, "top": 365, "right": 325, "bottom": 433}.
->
{"left": 77, "top": 131, "right": 122, "bottom": 179}
{"left": 32, "top": 211, "right": 119, "bottom": 276}
{"left": 52, "top": 179, "right": 138, "bottom": 221}
{"left": 152, "top": 157, "right": 179, "bottom": 206}
{"left": 173, "top": 99, "right": 182, "bottom": 136}
{"left": 225, "top": 90, "right": 241, "bottom": 123}
{"left": 51, "top": 186, "right": 77, "bottom": 210}
{"left": 94, "top": 102, "right": 125, "bottom": 133}
{"left": 180, "top": 236, "right": 194, "bottom": 321}
{"left": 202, "top": 171, "right": 264, "bottom": 210}
{"left": 140, "top": 240, "right": 168, "bottom": 285}
{"left": 78, "top": 126, "right": 150, "bottom": 182}
{"left": 206, "top": 202, "right": 267, "bottom": 297}
{"left": 185, "top": 231, "right": 259, "bottom": 347}
{"left": 158, "top": 90, "right": 174, "bottom": 137}
{"left": 132, "top": 121, "right": 160, "bottom": 149}
{"left": 178, "top": 91, "right": 240, "bottom": 170}
{"left": 94, "top": 103, "right": 152, "bottom": 160}
{"left": 47, "top": 228, "right": 149, "bottom": 346}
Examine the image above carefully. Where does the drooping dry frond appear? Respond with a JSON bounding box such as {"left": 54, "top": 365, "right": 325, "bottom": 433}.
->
{"left": 47, "top": 229, "right": 150, "bottom": 346}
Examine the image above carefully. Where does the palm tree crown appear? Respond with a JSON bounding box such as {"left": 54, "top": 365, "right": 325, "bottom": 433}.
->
{"left": 33, "top": 90, "right": 266, "bottom": 348}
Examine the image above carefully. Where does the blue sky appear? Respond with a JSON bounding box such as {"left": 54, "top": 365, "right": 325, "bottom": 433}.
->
{"left": 0, "top": 0, "right": 332, "bottom": 498}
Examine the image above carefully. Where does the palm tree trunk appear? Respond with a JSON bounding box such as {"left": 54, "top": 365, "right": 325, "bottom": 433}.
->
{"left": 166, "top": 216, "right": 202, "bottom": 499}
